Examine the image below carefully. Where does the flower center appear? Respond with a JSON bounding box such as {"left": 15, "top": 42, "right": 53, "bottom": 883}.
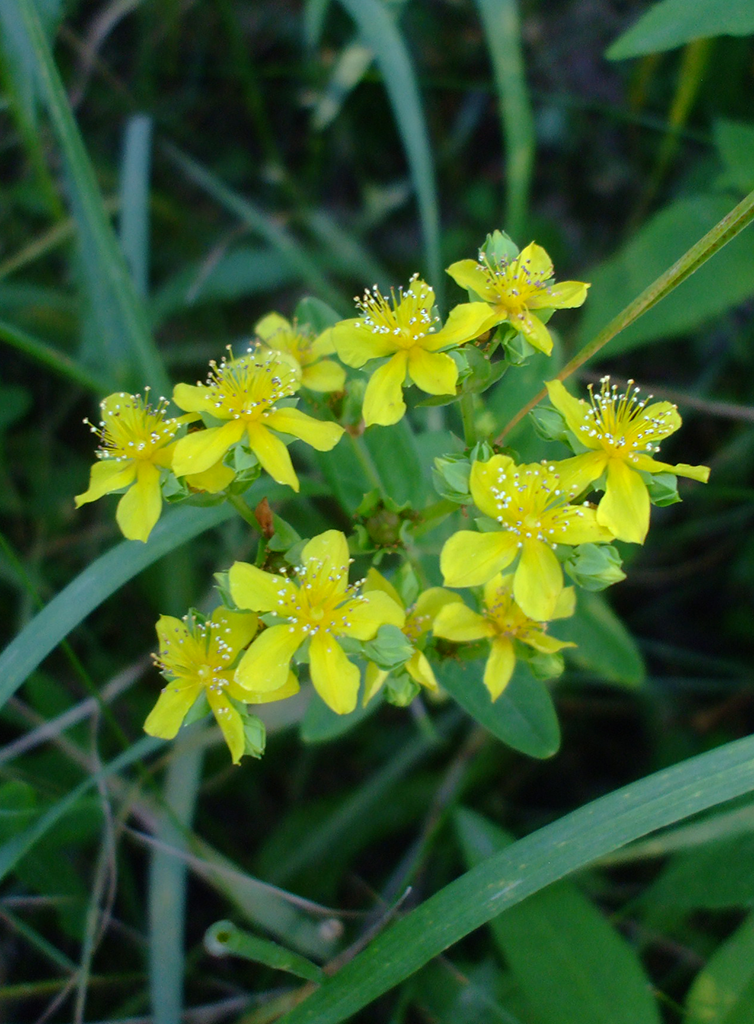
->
{"left": 262, "top": 325, "right": 315, "bottom": 366}
{"left": 201, "top": 349, "right": 298, "bottom": 422}
{"left": 487, "top": 461, "right": 584, "bottom": 550}
{"left": 88, "top": 390, "right": 178, "bottom": 463}
{"left": 486, "top": 591, "right": 528, "bottom": 637}
{"left": 353, "top": 274, "right": 440, "bottom": 350}
{"left": 579, "top": 377, "right": 673, "bottom": 462}
{"left": 279, "top": 558, "right": 367, "bottom": 638}
{"left": 156, "top": 618, "right": 236, "bottom": 692}
{"left": 477, "top": 251, "right": 549, "bottom": 311}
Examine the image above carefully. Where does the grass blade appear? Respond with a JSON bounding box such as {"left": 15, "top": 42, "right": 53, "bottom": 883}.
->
{"left": 277, "top": 732, "right": 754, "bottom": 1023}
{"left": 119, "top": 114, "right": 153, "bottom": 298}
{"left": 473, "top": 0, "right": 534, "bottom": 240}
{"left": 336, "top": 0, "right": 441, "bottom": 297}
{"left": 15, "top": 0, "right": 168, "bottom": 395}
{"left": 0, "top": 318, "right": 111, "bottom": 393}
{"left": 205, "top": 921, "right": 325, "bottom": 983}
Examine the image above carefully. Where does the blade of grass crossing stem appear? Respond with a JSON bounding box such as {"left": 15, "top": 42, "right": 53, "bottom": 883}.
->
{"left": 15, "top": 0, "right": 168, "bottom": 395}
{"left": 499, "top": 186, "right": 754, "bottom": 439}
{"left": 161, "top": 142, "right": 345, "bottom": 312}
{"left": 336, "top": 0, "right": 441, "bottom": 299}
{"left": 149, "top": 741, "right": 203, "bottom": 1024}
{"left": 276, "top": 732, "right": 754, "bottom": 1023}
{"left": 119, "top": 114, "right": 153, "bottom": 298}
{"left": 0, "top": 318, "right": 110, "bottom": 393}
{"left": 0, "top": 480, "right": 316, "bottom": 711}
{"left": 473, "top": 0, "right": 534, "bottom": 241}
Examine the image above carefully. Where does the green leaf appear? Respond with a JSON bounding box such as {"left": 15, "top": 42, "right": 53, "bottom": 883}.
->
{"left": 336, "top": 0, "right": 441, "bottom": 294}
{"left": 119, "top": 114, "right": 152, "bottom": 299}
{"left": 275, "top": 732, "right": 754, "bottom": 1024}
{"left": 455, "top": 810, "right": 661, "bottom": 1024}
{"left": 300, "top": 688, "right": 379, "bottom": 743}
{"left": 15, "top": 0, "right": 168, "bottom": 394}
{"left": 714, "top": 118, "right": 754, "bottom": 194}
{"left": 642, "top": 833, "right": 754, "bottom": 912}
{"left": 553, "top": 591, "right": 645, "bottom": 687}
{"left": 435, "top": 659, "right": 560, "bottom": 758}
{"left": 205, "top": 920, "right": 324, "bottom": 983}
{"left": 576, "top": 194, "right": 754, "bottom": 357}
{"left": 607, "top": 0, "right": 754, "bottom": 59}
{"left": 685, "top": 911, "right": 754, "bottom": 1024}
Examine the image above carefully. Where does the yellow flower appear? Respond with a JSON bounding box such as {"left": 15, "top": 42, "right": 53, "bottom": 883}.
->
{"left": 144, "top": 607, "right": 298, "bottom": 764}
{"left": 75, "top": 391, "right": 180, "bottom": 542}
{"left": 255, "top": 312, "right": 346, "bottom": 392}
{"left": 546, "top": 377, "right": 710, "bottom": 544}
{"left": 171, "top": 348, "right": 344, "bottom": 492}
{"left": 361, "top": 568, "right": 463, "bottom": 704}
{"left": 441, "top": 454, "right": 613, "bottom": 621}
{"left": 327, "top": 274, "right": 496, "bottom": 427}
{"left": 229, "top": 530, "right": 404, "bottom": 715}
{"left": 433, "top": 574, "right": 576, "bottom": 699}
{"left": 446, "top": 241, "right": 588, "bottom": 356}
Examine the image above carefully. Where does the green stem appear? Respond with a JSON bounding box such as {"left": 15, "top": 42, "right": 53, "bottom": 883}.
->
{"left": 413, "top": 499, "right": 457, "bottom": 539}
{"left": 459, "top": 393, "right": 477, "bottom": 448}
{"left": 497, "top": 185, "right": 754, "bottom": 440}
{"left": 348, "top": 433, "right": 385, "bottom": 496}
{"left": 227, "top": 493, "right": 264, "bottom": 534}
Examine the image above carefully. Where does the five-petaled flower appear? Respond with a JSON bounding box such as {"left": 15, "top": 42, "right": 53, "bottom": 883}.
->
{"left": 446, "top": 242, "right": 588, "bottom": 356}
{"left": 144, "top": 607, "right": 298, "bottom": 764}
{"left": 255, "top": 312, "right": 346, "bottom": 392}
{"left": 328, "top": 275, "right": 495, "bottom": 426}
{"left": 441, "top": 454, "right": 613, "bottom": 621}
{"left": 171, "top": 348, "right": 344, "bottom": 492}
{"left": 546, "top": 377, "right": 710, "bottom": 544}
{"left": 362, "top": 569, "right": 463, "bottom": 704}
{"left": 434, "top": 573, "right": 576, "bottom": 699}
{"left": 75, "top": 391, "right": 181, "bottom": 542}
{"left": 229, "top": 530, "right": 405, "bottom": 714}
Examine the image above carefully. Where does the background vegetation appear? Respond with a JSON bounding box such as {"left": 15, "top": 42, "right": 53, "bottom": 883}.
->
{"left": 3, "top": 0, "right": 754, "bottom": 1022}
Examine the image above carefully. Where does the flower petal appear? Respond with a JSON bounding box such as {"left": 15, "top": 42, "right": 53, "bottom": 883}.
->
{"left": 172, "top": 382, "right": 215, "bottom": 414}
{"left": 363, "top": 351, "right": 408, "bottom": 427}
{"left": 522, "top": 629, "right": 575, "bottom": 654}
{"left": 172, "top": 420, "right": 245, "bottom": 477}
{"left": 241, "top": 670, "right": 300, "bottom": 705}
{"left": 516, "top": 310, "right": 553, "bottom": 355}
{"left": 116, "top": 461, "right": 162, "bottom": 542}
{"left": 433, "top": 602, "right": 492, "bottom": 642}
{"left": 556, "top": 505, "right": 614, "bottom": 545}
{"left": 209, "top": 606, "right": 258, "bottom": 653}
{"left": 363, "top": 661, "right": 389, "bottom": 705}
{"left": 301, "top": 530, "right": 350, "bottom": 595}
{"left": 514, "top": 539, "right": 563, "bottom": 621}
{"left": 445, "top": 260, "right": 498, "bottom": 302}
{"left": 639, "top": 401, "right": 682, "bottom": 441}
{"left": 206, "top": 690, "right": 245, "bottom": 764}
{"left": 229, "top": 561, "right": 296, "bottom": 614}
{"left": 528, "top": 281, "right": 589, "bottom": 310}
{"left": 234, "top": 624, "right": 304, "bottom": 693}
{"left": 597, "top": 459, "right": 650, "bottom": 544}
{"left": 406, "top": 650, "right": 438, "bottom": 691}
{"left": 441, "top": 529, "right": 518, "bottom": 588}
{"left": 411, "top": 587, "right": 463, "bottom": 630}
{"left": 185, "top": 460, "right": 236, "bottom": 493}
{"left": 341, "top": 590, "right": 405, "bottom": 640}
{"left": 309, "top": 634, "right": 360, "bottom": 714}
{"left": 554, "top": 452, "right": 608, "bottom": 494}
{"left": 469, "top": 454, "right": 517, "bottom": 519}
{"left": 407, "top": 348, "right": 458, "bottom": 396}
{"left": 519, "top": 242, "right": 553, "bottom": 279}
{"left": 144, "top": 681, "right": 201, "bottom": 739}
{"left": 267, "top": 407, "right": 344, "bottom": 451}
{"left": 484, "top": 638, "right": 516, "bottom": 700}
{"left": 425, "top": 302, "right": 498, "bottom": 350}
{"left": 630, "top": 454, "right": 710, "bottom": 482}
{"left": 545, "top": 380, "right": 595, "bottom": 445}
{"left": 552, "top": 585, "right": 576, "bottom": 620}
{"left": 363, "top": 568, "right": 403, "bottom": 609}
{"left": 301, "top": 360, "right": 346, "bottom": 392}
{"left": 75, "top": 459, "right": 136, "bottom": 506}
{"left": 247, "top": 422, "right": 299, "bottom": 491}
{"left": 254, "top": 311, "right": 290, "bottom": 341}
{"left": 328, "top": 319, "right": 398, "bottom": 367}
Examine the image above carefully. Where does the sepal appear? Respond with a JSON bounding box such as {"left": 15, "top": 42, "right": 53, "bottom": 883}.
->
{"left": 384, "top": 671, "right": 421, "bottom": 707}
{"left": 641, "top": 471, "right": 682, "bottom": 507}
{"left": 564, "top": 543, "right": 626, "bottom": 591}
{"left": 362, "top": 624, "right": 414, "bottom": 671}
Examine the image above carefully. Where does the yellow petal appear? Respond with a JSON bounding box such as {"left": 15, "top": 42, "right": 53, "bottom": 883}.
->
{"left": 185, "top": 460, "right": 236, "bottom": 493}
{"left": 243, "top": 670, "right": 300, "bottom": 705}
{"left": 267, "top": 407, "right": 344, "bottom": 451}
{"left": 631, "top": 454, "right": 710, "bottom": 482}
{"left": 411, "top": 587, "right": 463, "bottom": 630}
{"left": 209, "top": 606, "right": 258, "bottom": 652}
{"left": 545, "top": 379, "right": 596, "bottom": 445}
{"left": 513, "top": 539, "right": 563, "bottom": 621}
{"left": 301, "top": 530, "right": 350, "bottom": 595}
{"left": 144, "top": 681, "right": 201, "bottom": 739}
{"left": 469, "top": 454, "right": 516, "bottom": 519}
{"left": 406, "top": 650, "right": 438, "bottom": 691}
{"left": 363, "top": 351, "right": 408, "bottom": 427}
{"left": 172, "top": 420, "right": 245, "bottom": 477}
{"left": 528, "top": 281, "right": 589, "bottom": 310}
{"left": 640, "top": 401, "right": 682, "bottom": 440}
{"left": 229, "top": 561, "right": 296, "bottom": 613}
{"left": 309, "top": 634, "right": 360, "bottom": 714}
{"left": 206, "top": 689, "right": 245, "bottom": 764}
{"left": 156, "top": 614, "right": 190, "bottom": 651}
{"left": 552, "top": 585, "right": 576, "bottom": 620}
{"left": 522, "top": 629, "right": 575, "bottom": 655}
{"left": 445, "top": 259, "right": 497, "bottom": 302}
{"left": 363, "top": 661, "right": 389, "bottom": 705}
{"left": 424, "top": 302, "right": 498, "bottom": 350}
{"left": 311, "top": 329, "right": 337, "bottom": 358}
{"left": 441, "top": 530, "right": 518, "bottom": 588}
{"left": 516, "top": 310, "right": 553, "bottom": 355}
{"left": 254, "top": 311, "right": 290, "bottom": 341}
{"left": 301, "top": 360, "right": 346, "bottom": 392}
{"left": 234, "top": 624, "right": 303, "bottom": 693}
{"left": 75, "top": 459, "right": 136, "bottom": 506}
{"left": 328, "top": 319, "right": 398, "bottom": 367}
{"left": 554, "top": 452, "right": 608, "bottom": 495}
{"left": 407, "top": 348, "right": 458, "bottom": 396}
{"left": 598, "top": 459, "right": 650, "bottom": 544}
{"left": 116, "top": 461, "right": 162, "bottom": 542}
{"left": 556, "top": 505, "right": 614, "bottom": 545}
{"left": 247, "top": 422, "right": 299, "bottom": 491}
{"left": 363, "top": 568, "right": 403, "bottom": 609}
{"left": 482, "top": 572, "right": 510, "bottom": 611}
{"left": 172, "top": 382, "right": 215, "bottom": 414}
{"left": 433, "top": 602, "right": 492, "bottom": 642}
{"left": 341, "top": 590, "right": 405, "bottom": 640}
{"left": 519, "top": 242, "right": 553, "bottom": 279}
{"left": 484, "top": 638, "right": 516, "bottom": 700}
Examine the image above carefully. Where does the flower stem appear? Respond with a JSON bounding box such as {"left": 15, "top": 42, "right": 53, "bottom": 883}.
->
{"left": 227, "top": 492, "right": 264, "bottom": 534}
{"left": 459, "top": 392, "right": 477, "bottom": 448}
{"left": 413, "top": 498, "right": 457, "bottom": 539}
{"left": 349, "top": 432, "right": 385, "bottom": 496}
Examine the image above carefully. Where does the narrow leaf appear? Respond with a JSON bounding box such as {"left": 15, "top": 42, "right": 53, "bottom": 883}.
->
{"left": 685, "top": 911, "right": 754, "bottom": 1024}
{"left": 205, "top": 921, "right": 324, "bottom": 983}
{"left": 608, "top": 0, "right": 754, "bottom": 60}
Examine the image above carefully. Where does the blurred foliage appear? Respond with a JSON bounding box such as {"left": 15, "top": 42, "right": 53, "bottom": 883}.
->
{"left": 2, "top": 1, "right": 754, "bottom": 1022}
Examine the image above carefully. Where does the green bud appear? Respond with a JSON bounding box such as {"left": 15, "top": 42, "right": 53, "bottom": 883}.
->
{"left": 502, "top": 330, "right": 539, "bottom": 366}
{"left": 362, "top": 624, "right": 413, "bottom": 672}
{"left": 479, "top": 229, "right": 519, "bottom": 264}
{"left": 564, "top": 543, "right": 626, "bottom": 591}
{"left": 524, "top": 650, "right": 565, "bottom": 681}
{"left": 385, "top": 671, "right": 421, "bottom": 707}
{"left": 433, "top": 453, "right": 472, "bottom": 503}
{"left": 267, "top": 514, "right": 301, "bottom": 553}
{"left": 643, "top": 471, "right": 681, "bottom": 507}
{"left": 242, "top": 713, "right": 266, "bottom": 759}
{"left": 530, "top": 405, "right": 570, "bottom": 445}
